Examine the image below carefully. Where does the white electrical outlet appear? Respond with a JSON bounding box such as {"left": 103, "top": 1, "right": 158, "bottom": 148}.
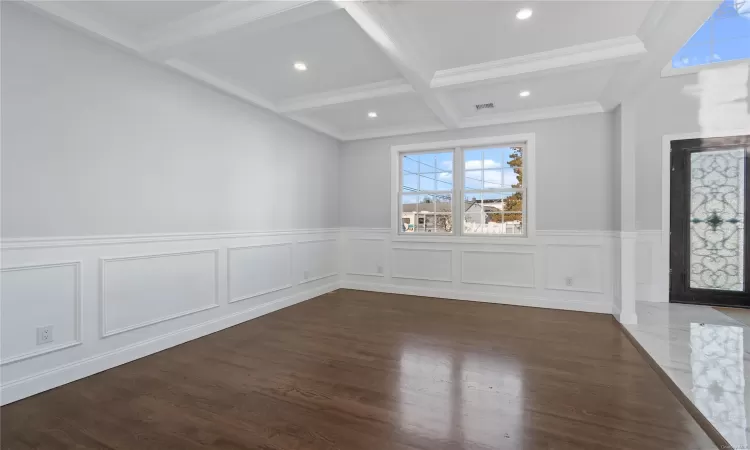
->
{"left": 303, "top": 270, "right": 309, "bottom": 280}
{"left": 377, "top": 265, "right": 383, "bottom": 274}
{"left": 37, "top": 325, "right": 53, "bottom": 345}
{"left": 565, "top": 277, "right": 574, "bottom": 287}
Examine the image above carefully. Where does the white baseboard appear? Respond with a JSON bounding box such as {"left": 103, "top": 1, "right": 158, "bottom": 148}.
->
{"left": 0, "top": 281, "right": 338, "bottom": 405}
{"left": 342, "top": 281, "right": 611, "bottom": 314}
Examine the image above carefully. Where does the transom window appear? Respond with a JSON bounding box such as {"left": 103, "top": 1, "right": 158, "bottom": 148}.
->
{"left": 672, "top": 0, "right": 750, "bottom": 69}
{"left": 394, "top": 136, "right": 532, "bottom": 238}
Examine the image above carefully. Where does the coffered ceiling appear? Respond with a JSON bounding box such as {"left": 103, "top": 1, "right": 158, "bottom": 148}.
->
{"left": 20, "top": 0, "right": 722, "bottom": 141}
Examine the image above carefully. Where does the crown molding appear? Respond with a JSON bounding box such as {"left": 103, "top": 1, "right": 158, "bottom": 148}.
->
{"left": 459, "top": 102, "right": 604, "bottom": 129}
{"left": 20, "top": 1, "right": 141, "bottom": 53}
{"left": 277, "top": 79, "right": 414, "bottom": 113}
{"left": 141, "top": 0, "right": 343, "bottom": 60}
{"left": 285, "top": 115, "right": 346, "bottom": 141}
{"left": 341, "top": 124, "right": 447, "bottom": 141}
{"left": 165, "top": 59, "right": 278, "bottom": 112}
{"left": 431, "top": 36, "right": 647, "bottom": 89}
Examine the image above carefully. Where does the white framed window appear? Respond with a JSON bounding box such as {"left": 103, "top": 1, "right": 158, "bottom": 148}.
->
{"left": 391, "top": 134, "right": 535, "bottom": 241}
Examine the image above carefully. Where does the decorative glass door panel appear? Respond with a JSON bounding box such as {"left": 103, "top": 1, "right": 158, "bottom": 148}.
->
{"left": 689, "top": 149, "right": 745, "bottom": 291}
{"left": 671, "top": 136, "right": 750, "bottom": 307}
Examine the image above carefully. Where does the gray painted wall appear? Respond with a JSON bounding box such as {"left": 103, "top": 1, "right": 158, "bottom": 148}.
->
{"left": 1, "top": 4, "right": 341, "bottom": 238}
{"left": 634, "top": 64, "right": 750, "bottom": 230}
{"left": 340, "top": 113, "right": 617, "bottom": 231}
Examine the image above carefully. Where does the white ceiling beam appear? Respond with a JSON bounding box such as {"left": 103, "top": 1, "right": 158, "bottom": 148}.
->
{"left": 339, "top": 1, "right": 461, "bottom": 129}
{"left": 459, "top": 102, "right": 604, "bottom": 129}
{"left": 168, "top": 59, "right": 345, "bottom": 140}
{"left": 164, "top": 59, "right": 278, "bottom": 112}
{"left": 599, "top": 0, "right": 722, "bottom": 110}
{"left": 431, "top": 36, "right": 646, "bottom": 89}
{"left": 141, "top": 0, "right": 344, "bottom": 60}
{"left": 277, "top": 79, "right": 414, "bottom": 113}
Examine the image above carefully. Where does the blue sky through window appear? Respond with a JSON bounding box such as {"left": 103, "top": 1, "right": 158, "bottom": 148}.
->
{"left": 672, "top": 0, "right": 750, "bottom": 68}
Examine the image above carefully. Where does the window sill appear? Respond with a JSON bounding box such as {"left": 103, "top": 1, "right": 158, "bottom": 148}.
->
{"left": 391, "top": 233, "right": 536, "bottom": 245}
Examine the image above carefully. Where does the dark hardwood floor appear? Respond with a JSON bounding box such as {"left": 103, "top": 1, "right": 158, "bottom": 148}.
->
{"left": 2, "top": 289, "right": 716, "bottom": 450}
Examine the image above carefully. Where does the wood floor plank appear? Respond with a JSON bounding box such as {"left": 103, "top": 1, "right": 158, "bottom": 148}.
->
{"left": 1, "top": 289, "right": 717, "bottom": 449}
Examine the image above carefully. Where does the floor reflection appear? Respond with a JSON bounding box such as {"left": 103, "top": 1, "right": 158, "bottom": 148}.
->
{"left": 690, "top": 322, "right": 747, "bottom": 448}
{"left": 398, "top": 343, "right": 522, "bottom": 447}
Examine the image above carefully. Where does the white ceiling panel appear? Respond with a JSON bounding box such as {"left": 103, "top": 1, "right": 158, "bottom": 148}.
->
{"left": 178, "top": 9, "right": 403, "bottom": 102}
{"left": 26, "top": 0, "right": 711, "bottom": 141}
{"left": 291, "top": 93, "right": 443, "bottom": 137}
{"left": 371, "top": 1, "right": 655, "bottom": 70}
{"left": 59, "top": 1, "right": 224, "bottom": 38}
{"left": 448, "top": 65, "right": 623, "bottom": 118}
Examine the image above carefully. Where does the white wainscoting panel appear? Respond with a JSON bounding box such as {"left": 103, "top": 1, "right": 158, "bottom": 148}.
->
{"left": 636, "top": 230, "right": 665, "bottom": 302}
{"left": 1, "top": 229, "right": 340, "bottom": 406}
{"left": 298, "top": 238, "right": 338, "bottom": 284}
{"left": 346, "top": 238, "right": 386, "bottom": 277}
{"left": 545, "top": 244, "right": 604, "bottom": 293}
{"left": 461, "top": 250, "right": 535, "bottom": 288}
{"left": 341, "top": 228, "right": 613, "bottom": 313}
{"left": 1, "top": 262, "right": 82, "bottom": 365}
{"left": 228, "top": 243, "right": 293, "bottom": 303}
{"left": 100, "top": 250, "right": 220, "bottom": 337}
{"left": 392, "top": 248, "right": 453, "bottom": 282}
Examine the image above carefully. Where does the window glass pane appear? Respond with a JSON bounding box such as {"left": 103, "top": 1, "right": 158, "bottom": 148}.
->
{"left": 501, "top": 167, "right": 520, "bottom": 188}
{"left": 403, "top": 173, "right": 418, "bottom": 191}
{"left": 437, "top": 172, "right": 453, "bottom": 189}
{"left": 714, "top": 36, "right": 750, "bottom": 62}
{"left": 402, "top": 155, "right": 418, "bottom": 173}
{"left": 419, "top": 174, "right": 437, "bottom": 191}
{"left": 436, "top": 152, "right": 453, "bottom": 172}
{"left": 463, "top": 193, "right": 485, "bottom": 234}
{"left": 501, "top": 191, "right": 524, "bottom": 222}
{"left": 465, "top": 149, "right": 483, "bottom": 170}
{"left": 671, "top": 0, "right": 750, "bottom": 68}
{"left": 465, "top": 147, "right": 523, "bottom": 189}
{"left": 465, "top": 170, "right": 483, "bottom": 189}
{"left": 714, "top": 15, "right": 750, "bottom": 40}
{"left": 401, "top": 195, "right": 418, "bottom": 233}
{"left": 402, "top": 151, "right": 453, "bottom": 195}
{"left": 483, "top": 148, "right": 504, "bottom": 169}
{"left": 497, "top": 214, "right": 525, "bottom": 235}
{"left": 507, "top": 147, "right": 523, "bottom": 170}
{"left": 464, "top": 191, "right": 525, "bottom": 235}
{"left": 483, "top": 169, "right": 503, "bottom": 188}
{"left": 411, "top": 194, "right": 451, "bottom": 233}
{"left": 417, "top": 195, "right": 436, "bottom": 214}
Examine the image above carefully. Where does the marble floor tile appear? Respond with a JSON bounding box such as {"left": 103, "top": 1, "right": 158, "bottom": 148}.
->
{"left": 625, "top": 302, "right": 750, "bottom": 449}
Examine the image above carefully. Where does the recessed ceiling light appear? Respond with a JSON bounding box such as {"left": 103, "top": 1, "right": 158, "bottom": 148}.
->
{"left": 294, "top": 62, "right": 307, "bottom": 71}
{"left": 516, "top": 8, "right": 533, "bottom": 20}
{"left": 368, "top": 111, "right": 378, "bottom": 118}
{"left": 519, "top": 90, "right": 531, "bottom": 97}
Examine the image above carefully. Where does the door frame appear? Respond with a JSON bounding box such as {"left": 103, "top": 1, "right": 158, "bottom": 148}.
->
{"left": 669, "top": 135, "right": 750, "bottom": 306}
{"left": 660, "top": 128, "right": 750, "bottom": 304}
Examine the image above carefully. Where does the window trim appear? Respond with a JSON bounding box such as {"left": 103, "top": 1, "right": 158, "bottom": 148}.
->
{"left": 661, "top": 58, "right": 750, "bottom": 78}
{"left": 390, "top": 133, "right": 536, "bottom": 243}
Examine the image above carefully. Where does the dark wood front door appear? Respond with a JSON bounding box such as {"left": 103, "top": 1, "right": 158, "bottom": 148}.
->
{"left": 670, "top": 135, "right": 750, "bottom": 307}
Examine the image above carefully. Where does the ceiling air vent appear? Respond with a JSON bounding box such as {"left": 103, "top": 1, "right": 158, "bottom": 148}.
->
{"left": 475, "top": 102, "right": 495, "bottom": 111}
